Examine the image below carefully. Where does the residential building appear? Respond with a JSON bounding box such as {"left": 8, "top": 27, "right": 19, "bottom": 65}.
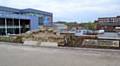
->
{"left": 0, "top": 6, "right": 53, "bottom": 35}
{"left": 95, "top": 16, "right": 120, "bottom": 32}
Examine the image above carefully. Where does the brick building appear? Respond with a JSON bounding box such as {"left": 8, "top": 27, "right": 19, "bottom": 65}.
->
{"left": 95, "top": 16, "right": 120, "bottom": 32}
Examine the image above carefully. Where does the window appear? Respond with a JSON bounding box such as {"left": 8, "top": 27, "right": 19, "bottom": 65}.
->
{"left": 0, "top": 18, "right": 5, "bottom": 26}
{"left": 38, "top": 17, "right": 44, "bottom": 25}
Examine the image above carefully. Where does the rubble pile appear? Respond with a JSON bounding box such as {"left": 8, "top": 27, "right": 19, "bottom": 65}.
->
{"left": 22, "top": 26, "right": 65, "bottom": 46}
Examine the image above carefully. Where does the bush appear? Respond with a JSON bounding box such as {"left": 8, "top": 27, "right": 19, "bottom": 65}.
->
{"left": 0, "top": 36, "right": 23, "bottom": 43}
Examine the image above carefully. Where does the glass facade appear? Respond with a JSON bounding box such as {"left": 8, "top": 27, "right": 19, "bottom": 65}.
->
{"left": 38, "top": 16, "right": 44, "bottom": 25}
{"left": 0, "top": 6, "right": 53, "bottom": 35}
{"left": 0, "top": 18, "right": 30, "bottom": 35}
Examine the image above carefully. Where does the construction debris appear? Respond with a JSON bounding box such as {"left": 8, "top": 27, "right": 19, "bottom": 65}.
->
{"left": 22, "top": 26, "right": 65, "bottom": 46}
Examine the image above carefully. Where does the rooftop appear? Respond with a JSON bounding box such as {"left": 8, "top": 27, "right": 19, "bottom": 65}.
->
{"left": 0, "top": 6, "right": 52, "bottom": 16}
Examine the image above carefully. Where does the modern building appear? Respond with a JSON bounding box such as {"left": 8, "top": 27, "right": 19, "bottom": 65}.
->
{"left": 0, "top": 6, "right": 53, "bottom": 35}
{"left": 95, "top": 16, "right": 120, "bottom": 32}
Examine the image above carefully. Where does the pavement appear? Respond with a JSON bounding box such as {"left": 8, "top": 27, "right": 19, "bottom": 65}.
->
{"left": 0, "top": 42, "right": 120, "bottom": 66}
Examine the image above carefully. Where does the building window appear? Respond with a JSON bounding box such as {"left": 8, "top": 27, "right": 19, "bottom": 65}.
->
{"left": 38, "top": 17, "right": 44, "bottom": 25}
{"left": 0, "top": 18, "right": 5, "bottom": 26}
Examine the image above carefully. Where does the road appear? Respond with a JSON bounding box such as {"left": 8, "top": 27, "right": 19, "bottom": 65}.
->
{"left": 0, "top": 43, "right": 120, "bottom": 66}
{"left": 98, "top": 32, "right": 120, "bottom": 39}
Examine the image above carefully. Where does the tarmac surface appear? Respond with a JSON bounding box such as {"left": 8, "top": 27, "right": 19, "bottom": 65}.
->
{"left": 98, "top": 32, "right": 120, "bottom": 40}
{"left": 0, "top": 42, "right": 120, "bottom": 66}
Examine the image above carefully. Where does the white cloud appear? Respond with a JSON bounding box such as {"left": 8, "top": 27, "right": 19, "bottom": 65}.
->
{"left": 0, "top": 0, "right": 120, "bottom": 22}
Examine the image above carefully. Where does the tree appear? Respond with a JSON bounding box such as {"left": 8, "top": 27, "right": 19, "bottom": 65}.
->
{"left": 81, "top": 22, "right": 97, "bottom": 30}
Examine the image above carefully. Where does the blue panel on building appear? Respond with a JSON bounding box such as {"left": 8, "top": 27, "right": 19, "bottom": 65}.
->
{"left": 29, "top": 16, "right": 39, "bottom": 30}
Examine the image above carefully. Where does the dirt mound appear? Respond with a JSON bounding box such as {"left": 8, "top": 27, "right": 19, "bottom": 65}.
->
{"left": 22, "top": 26, "right": 65, "bottom": 46}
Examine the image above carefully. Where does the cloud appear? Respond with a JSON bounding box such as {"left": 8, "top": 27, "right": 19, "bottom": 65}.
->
{"left": 0, "top": 0, "right": 120, "bottom": 22}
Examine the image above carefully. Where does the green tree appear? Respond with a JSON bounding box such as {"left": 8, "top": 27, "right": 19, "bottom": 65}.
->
{"left": 82, "top": 22, "right": 97, "bottom": 30}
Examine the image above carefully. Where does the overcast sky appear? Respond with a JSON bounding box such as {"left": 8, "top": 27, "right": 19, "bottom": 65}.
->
{"left": 0, "top": 0, "right": 120, "bottom": 22}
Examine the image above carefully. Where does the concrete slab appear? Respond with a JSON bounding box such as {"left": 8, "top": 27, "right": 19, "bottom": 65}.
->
{"left": 40, "top": 42, "right": 58, "bottom": 47}
{"left": 23, "top": 41, "right": 40, "bottom": 46}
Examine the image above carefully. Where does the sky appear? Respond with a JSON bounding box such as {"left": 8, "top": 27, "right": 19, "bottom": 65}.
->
{"left": 0, "top": 0, "right": 120, "bottom": 23}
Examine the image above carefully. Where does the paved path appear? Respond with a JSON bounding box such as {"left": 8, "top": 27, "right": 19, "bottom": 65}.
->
{"left": 0, "top": 43, "right": 120, "bottom": 66}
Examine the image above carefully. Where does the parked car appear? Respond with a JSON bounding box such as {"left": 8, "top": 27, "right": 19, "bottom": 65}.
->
{"left": 75, "top": 29, "right": 88, "bottom": 36}
{"left": 117, "top": 32, "right": 120, "bottom": 35}
{"left": 97, "top": 30, "right": 105, "bottom": 34}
